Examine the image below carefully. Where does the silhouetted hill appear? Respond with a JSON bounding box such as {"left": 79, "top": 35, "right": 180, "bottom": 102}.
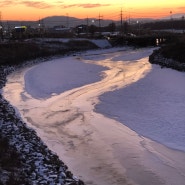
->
{"left": 41, "top": 15, "right": 115, "bottom": 27}
{"left": 41, "top": 16, "right": 84, "bottom": 27}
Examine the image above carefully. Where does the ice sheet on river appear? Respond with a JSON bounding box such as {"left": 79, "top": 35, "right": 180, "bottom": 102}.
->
{"left": 3, "top": 47, "right": 185, "bottom": 185}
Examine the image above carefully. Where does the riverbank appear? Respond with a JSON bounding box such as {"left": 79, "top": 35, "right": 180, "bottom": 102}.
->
{"left": 149, "top": 36, "right": 185, "bottom": 71}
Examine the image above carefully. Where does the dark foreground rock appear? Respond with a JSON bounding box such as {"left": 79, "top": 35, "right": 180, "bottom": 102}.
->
{"left": 0, "top": 94, "right": 84, "bottom": 185}
{"left": 149, "top": 38, "right": 185, "bottom": 71}
{"left": 149, "top": 49, "right": 185, "bottom": 71}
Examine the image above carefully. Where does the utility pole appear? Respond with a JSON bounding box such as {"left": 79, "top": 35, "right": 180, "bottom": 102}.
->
{"left": 0, "top": 11, "right": 1, "bottom": 25}
{"left": 120, "top": 8, "right": 123, "bottom": 35}
{"left": 38, "top": 18, "right": 41, "bottom": 37}
{"left": 170, "top": 11, "right": 172, "bottom": 20}
{"left": 170, "top": 11, "right": 173, "bottom": 32}
{"left": 66, "top": 13, "right": 69, "bottom": 28}
{"left": 0, "top": 11, "right": 3, "bottom": 41}
{"left": 86, "top": 16, "right": 89, "bottom": 37}
{"left": 182, "top": 15, "right": 185, "bottom": 33}
{"left": 41, "top": 19, "right": 45, "bottom": 37}
{"left": 128, "top": 11, "right": 131, "bottom": 25}
{"left": 98, "top": 13, "right": 103, "bottom": 34}
{"left": 7, "top": 21, "right": 10, "bottom": 39}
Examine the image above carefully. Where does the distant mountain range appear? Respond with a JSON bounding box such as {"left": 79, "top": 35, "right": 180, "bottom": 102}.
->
{"left": 161, "top": 13, "right": 185, "bottom": 20}
{"left": 41, "top": 16, "right": 117, "bottom": 27}
{"left": 2, "top": 13, "right": 185, "bottom": 28}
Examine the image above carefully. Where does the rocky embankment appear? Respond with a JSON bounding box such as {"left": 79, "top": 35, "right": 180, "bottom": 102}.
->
{"left": 0, "top": 66, "right": 85, "bottom": 185}
{"left": 149, "top": 39, "right": 185, "bottom": 71}
{"left": 0, "top": 95, "right": 84, "bottom": 185}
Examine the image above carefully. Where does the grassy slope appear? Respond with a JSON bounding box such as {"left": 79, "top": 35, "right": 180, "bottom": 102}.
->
{"left": 0, "top": 40, "right": 98, "bottom": 65}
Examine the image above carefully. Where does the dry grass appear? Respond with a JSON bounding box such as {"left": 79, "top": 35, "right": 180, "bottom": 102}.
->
{"left": 0, "top": 40, "right": 98, "bottom": 66}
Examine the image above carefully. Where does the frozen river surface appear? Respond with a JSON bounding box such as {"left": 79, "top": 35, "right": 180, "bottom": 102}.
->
{"left": 3, "top": 47, "right": 185, "bottom": 185}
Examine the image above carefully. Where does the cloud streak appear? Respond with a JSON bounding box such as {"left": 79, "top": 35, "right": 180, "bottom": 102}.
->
{"left": 177, "top": 6, "right": 185, "bottom": 11}
{"left": 60, "top": 3, "right": 110, "bottom": 9}
{"left": 0, "top": 0, "right": 54, "bottom": 9}
{"left": 0, "top": 0, "right": 110, "bottom": 10}
{"left": 0, "top": 0, "right": 18, "bottom": 7}
{"left": 22, "top": 1, "right": 54, "bottom": 9}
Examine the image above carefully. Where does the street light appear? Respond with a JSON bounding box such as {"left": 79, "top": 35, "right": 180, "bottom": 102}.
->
{"left": 137, "top": 21, "right": 140, "bottom": 35}
{"left": 0, "top": 25, "right": 3, "bottom": 41}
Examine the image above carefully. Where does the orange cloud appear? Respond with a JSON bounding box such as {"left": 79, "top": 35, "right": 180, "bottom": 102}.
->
{"left": 177, "top": 6, "right": 185, "bottom": 11}
{"left": 0, "top": 0, "right": 53, "bottom": 9}
{"left": 0, "top": 1, "right": 110, "bottom": 9}
{"left": 77, "top": 3, "right": 110, "bottom": 8}
{"left": 22, "top": 1, "right": 53, "bottom": 9}
{"left": 59, "top": 3, "right": 110, "bottom": 9}
{"left": 0, "top": 0, "right": 17, "bottom": 7}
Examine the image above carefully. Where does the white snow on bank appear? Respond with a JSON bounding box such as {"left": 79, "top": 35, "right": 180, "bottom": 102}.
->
{"left": 34, "top": 38, "right": 112, "bottom": 48}
{"left": 25, "top": 57, "right": 106, "bottom": 99}
{"left": 90, "top": 39, "right": 112, "bottom": 48}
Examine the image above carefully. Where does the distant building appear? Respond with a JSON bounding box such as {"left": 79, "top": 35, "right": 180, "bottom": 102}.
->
{"left": 14, "top": 26, "right": 27, "bottom": 32}
{"left": 12, "top": 26, "right": 27, "bottom": 39}
{"left": 75, "top": 24, "right": 88, "bottom": 35}
{"left": 46, "top": 25, "right": 73, "bottom": 37}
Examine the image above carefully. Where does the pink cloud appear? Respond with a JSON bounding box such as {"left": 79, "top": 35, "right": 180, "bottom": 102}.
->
{"left": 0, "top": 1, "right": 110, "bottom": 9}
{"left": 60, "top": 3, "right": 110, "bottom": 9}
{"left": 0, "top": 0, "right": 17, "bottom": 7}
{"left": 78, "top": 3, "right": 110, "bottom": 8}
{"left": 22, "top": 1, "right": 54, "bottom": 9}
{"left": 0, "top": 0, "right": 54, "bottom": 9}
{"left": 177, "top": 6, "right": 185, "bottom": 11}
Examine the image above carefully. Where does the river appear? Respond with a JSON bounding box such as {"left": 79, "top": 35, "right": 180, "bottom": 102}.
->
{"left": 3, "top": 47, "right": 185, "bottom": 185}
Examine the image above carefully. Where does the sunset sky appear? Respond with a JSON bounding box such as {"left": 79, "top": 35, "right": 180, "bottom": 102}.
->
{"left": 0, "top": 0, "right": 185, "bottom": 21}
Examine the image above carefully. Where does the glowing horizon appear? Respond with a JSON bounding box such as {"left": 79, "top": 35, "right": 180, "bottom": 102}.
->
{"left": 0, "top": 0, "right": 185, "bottom": 21}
